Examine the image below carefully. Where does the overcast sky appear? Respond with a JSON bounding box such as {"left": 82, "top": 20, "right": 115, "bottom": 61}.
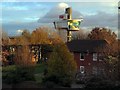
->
{"left": 1, "top": 1, "right": 119, "bottom": 36}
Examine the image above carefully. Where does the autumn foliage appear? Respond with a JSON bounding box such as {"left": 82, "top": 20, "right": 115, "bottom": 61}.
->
{"left": 88, "top": 27, "right": 117, "bottom": 44}
{"left": 14, "top": 45, "right": 33, "bottom": 67}
{"left": 31, "top": 27, "right": 51, "bottom": 44}
{"left": 88, "top": 27, "right": 119, "bottom": 81}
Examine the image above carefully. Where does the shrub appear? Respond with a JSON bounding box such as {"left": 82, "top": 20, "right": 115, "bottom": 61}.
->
{"left": 2, "top": 66, "right": 19, "bottom": 84}
{"left": 60, "top": 76, "right": 72, "bottom": 87}
{"left": 16, "top": 66, "right": 35, "bottom": 81}
{"left": 2, "top": 65, "right": 35, "bottom": 84}
{"left": 85, "top": 76, "right": 115, "bottom": 88}
{"left": 2, "top": 44, "right": 36, "bottom": 84}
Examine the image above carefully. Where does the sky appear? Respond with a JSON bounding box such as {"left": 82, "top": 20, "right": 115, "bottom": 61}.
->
{"left": 1, "top": 1, "right": 119, "bottom": 37}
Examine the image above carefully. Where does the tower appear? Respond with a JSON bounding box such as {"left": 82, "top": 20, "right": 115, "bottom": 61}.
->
{"left": 53, "top": 7, "right": 83, "bottom": 42}
{"left": 66, "top": 7, "right": 72, "bottom": 42}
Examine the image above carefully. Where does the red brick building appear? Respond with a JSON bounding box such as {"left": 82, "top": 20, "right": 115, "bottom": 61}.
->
{"left": 67, "top": 40, "right": 107, "bottom": 76}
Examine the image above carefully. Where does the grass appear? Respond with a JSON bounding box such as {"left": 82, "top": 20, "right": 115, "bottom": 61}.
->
{"left": 34, "top": 62, "right": 47, "bottom": 84}
{"left": 2, "top": 65, "right": 16, "bottom": 72}
{"left": 34, "top": 73, "right": 44, "bottom": 84}
{"left": 34, "top": 62, "right": 47, "bottom": 74}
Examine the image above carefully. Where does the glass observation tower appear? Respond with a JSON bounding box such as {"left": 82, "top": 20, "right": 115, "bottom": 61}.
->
{"left": 53, "top": 7, "right": 83, "bottom": 42}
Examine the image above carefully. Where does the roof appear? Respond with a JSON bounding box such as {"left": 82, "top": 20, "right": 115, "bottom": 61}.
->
{"left": 66, "top": 40, "right": 107, "bottom": 52}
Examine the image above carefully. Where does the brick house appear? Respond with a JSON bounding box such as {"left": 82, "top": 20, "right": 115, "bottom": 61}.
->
{"left": 67, "top": 40, "right": 108, "bottom": 76}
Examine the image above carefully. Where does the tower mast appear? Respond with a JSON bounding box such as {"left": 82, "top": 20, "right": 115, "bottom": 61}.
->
{"left": 53, "top": 7, "right": 83, "bottom": 42}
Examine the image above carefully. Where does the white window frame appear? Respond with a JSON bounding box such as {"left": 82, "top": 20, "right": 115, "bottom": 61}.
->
{"left": 93, "top": 53, "right": 97, "bottom": 61}
{"left": 80, "top": 53, "right": 84, "bottom": 61}
{"left": 80, "top": 66, "right": 85, "bottom": 74}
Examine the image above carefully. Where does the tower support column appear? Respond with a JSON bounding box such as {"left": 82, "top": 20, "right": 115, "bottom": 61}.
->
{"left": 67, "top": 30, "right": 72, "bottom": 42}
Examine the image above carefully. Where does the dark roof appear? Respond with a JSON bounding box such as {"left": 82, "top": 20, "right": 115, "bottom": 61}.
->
{"left": 66, "top": 40, "right": 107, "bottom": 52}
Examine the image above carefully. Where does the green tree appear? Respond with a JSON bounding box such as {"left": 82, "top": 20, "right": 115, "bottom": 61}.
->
{"left": 44, "top": 43, "right": 77, "bottom": 87}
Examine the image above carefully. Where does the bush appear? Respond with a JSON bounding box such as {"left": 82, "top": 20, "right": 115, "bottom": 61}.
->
{"left": 16, "top": 66, "right": 35, "bottom": 81}
{"left": 2, "top": 65, "right": 35, "bottom": 84}
{"left": 2, "top": 66, "right": 19, "bottom": 84}
{"left": 75, "top": 73, "right": 86, "bottom": 84}
{"left": 60, "top": 77, "right": 72, "bottom": 87}
{"left": 85, "top": 76, "right": 115, "bottom": 88}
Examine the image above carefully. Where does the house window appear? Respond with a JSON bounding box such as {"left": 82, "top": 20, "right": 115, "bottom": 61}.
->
{"left": 93, "top": 53, "right": 97, "bottom": 61}
{"left": 80, "top": 66, "right": 85, "bottom": 74}
{"left": 98, "top": 54, "right": 102, "bottom": 61}
{"left": 80, "top": 53, "right": 84, "bottom": 61}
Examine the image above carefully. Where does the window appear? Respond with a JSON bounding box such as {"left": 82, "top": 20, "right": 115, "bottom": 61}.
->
{"left": 98, "top": 54, "right": 102, "bottom": 61}
{"left": 80, "top": 53, "right": 84, "bottom": 61}
{"left": 80, "top": 66, "right": 85, "bottom": 74}
{"left": 93, "top": 53, "right": 97, "bottom": 61}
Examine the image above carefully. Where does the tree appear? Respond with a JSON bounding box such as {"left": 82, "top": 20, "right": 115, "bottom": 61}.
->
{"left": 88, "top": 27, "right": 119, "bottom": 80}
{"left": 44, "top": 43, "right": 77, "bottom": 87}
{"left": 2, "top": 30, "right": 10, "bottom": 65}
{"left": 115, "top": 40, "right": 120, "bottom": 81}
{"left": 49, "top": 32, "right": 64, "bottom": 44}
{"left": 30, "top": 27, "right": 52, "bottom": 62}
{"left": 88, "top": 27, "right": 118, "bottom": 57}
{"left": 21, "top": 29, "right": 31, "bottom": 43}
{"left": 88, "top": 27, "right": 117, "bottom": 44}
{"left": 14, "top": 45, "right": 33, "bottom": 66}
{"left": 31, "top": 27, "right": 51, "bottom": 44}
{"left": 2, "top": 30, "right": 10, "bottom": 45}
